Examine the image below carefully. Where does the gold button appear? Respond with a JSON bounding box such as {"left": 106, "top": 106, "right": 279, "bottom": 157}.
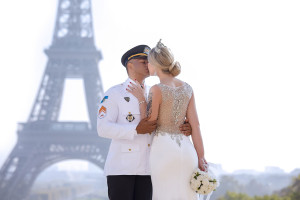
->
{"left": 148, "top": 144, "right": 150, "bottom": 147}
{"left": 129, "top": 149, "right": 131, "bottom": 151}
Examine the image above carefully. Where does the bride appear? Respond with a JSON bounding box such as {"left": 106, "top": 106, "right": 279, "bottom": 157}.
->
{"left": 128, "top": 40, "right": 207, "bottom": 200}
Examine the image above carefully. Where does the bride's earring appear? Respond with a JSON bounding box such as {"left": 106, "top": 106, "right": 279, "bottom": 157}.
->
{"left": 153, "top": 68, "right": 157, "bottom": 76}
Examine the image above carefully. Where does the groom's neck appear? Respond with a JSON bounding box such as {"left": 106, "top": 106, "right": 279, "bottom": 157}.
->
{"left": 129, "top": 74, "right": 146, "bottom": 84}
{"left": 128, "top": 75, "right": 145, "bottom": 84}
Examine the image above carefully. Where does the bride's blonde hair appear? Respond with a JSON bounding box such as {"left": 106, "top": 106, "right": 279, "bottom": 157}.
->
{"left": 148, "top": 39, "right": 181, "bottom": 77}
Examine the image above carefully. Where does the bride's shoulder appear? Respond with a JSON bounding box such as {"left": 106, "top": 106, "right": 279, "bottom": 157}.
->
{"left": 150, "top": 84, "right": 162, "bottom": 94}
{"left": 148, "top": 85, "right": 162, "bottom": 102}
{"left": 184, "top": 81, "right": 192, "bottom": 88}
{"left": 178, "top": 80, "right": 193, "bottom": 95}
{"left": 175, "top": 79, "right": 192, "bottom": 88}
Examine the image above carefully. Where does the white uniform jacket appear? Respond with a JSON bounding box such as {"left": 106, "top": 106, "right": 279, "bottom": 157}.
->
{"left": 97, "top": 78, "right": 153, "bottom": 176}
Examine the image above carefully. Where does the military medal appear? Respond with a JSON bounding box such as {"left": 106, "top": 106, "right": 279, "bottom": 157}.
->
{"left": 124, "top": 97, "right": 130, "bottom": 102}
{"left": 126, "top": 112, "right": 135, "bottom": 122}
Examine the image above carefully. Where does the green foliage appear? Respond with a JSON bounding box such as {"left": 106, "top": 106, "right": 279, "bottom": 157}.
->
{"left": 217, "top": 192, "right": 290, "bottom": 200}
{"left": 253, "top": 195, "right": 291, "bottom": 200}
{"left": 217, "top": 175, "right": 300, "bottom": 200}
{"left": 217, "top": 192, "right": 252, "bottom": 200}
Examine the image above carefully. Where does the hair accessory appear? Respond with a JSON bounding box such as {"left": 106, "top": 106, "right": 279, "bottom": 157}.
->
{"left": 154, "top": 39, "right": 165, "bottom": 54}
{"left": 169, "top": 60, "right": 176, "bottom": 71}
{"left": 154, "top": 47, "right": 161, "bottom": 53}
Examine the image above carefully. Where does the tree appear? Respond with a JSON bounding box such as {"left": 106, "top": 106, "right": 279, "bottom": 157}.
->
{"left": 279, "top": 175, "right": 300, "bottom": 200}
{"left": 217, "top": 192, "right": 252, "bottom": 200}
{"left": 217, "top": 192, "right": 290, "bottom": 200}
{"left": 217, "top": 175, "right": 300, "bottom": 200}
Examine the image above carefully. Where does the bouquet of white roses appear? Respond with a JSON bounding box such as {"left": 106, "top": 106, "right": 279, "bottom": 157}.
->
{"left": 190, "top": 168, "right": 219, "bottom": 196}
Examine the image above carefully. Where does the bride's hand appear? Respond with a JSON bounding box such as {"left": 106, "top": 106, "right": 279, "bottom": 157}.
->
{"left": 126, "top": 80, "right": 146, "bottom": 102}
{"left": 198, "top": 157, "right": 208, "bottom": 172}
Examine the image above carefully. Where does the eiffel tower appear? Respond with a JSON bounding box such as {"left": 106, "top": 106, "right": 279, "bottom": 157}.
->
{"left": 0, "top": 0, "right": 110, "bottom": 199}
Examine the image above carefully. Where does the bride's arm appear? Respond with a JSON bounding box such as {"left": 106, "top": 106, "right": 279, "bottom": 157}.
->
{"left": 127, "top": 83, "right": 161, "bottom": 120}
{"left": 187, "top": 92, "right": 207, "bottom": 171}
{"left": 147, "top": 85, "right": 161, "bottom": 121}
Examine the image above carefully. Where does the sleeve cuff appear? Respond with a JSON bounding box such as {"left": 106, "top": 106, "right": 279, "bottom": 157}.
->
{"left": 124, "top": 124, "right": 138, "bottom": 140}
{"left": 133, "top": 124, "right": 138, "bottom": 136}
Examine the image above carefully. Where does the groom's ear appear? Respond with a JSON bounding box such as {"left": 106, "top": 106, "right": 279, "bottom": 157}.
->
{"left": 126, "top": 62, "right": 133, "bottom": 74}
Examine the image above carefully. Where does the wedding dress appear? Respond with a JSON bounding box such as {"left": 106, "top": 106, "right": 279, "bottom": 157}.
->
{"left": 149, "top": 82, "right": 199, "bottom": 200}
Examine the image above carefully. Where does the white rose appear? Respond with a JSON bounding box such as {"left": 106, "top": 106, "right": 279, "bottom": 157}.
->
{"left": 206, "top": 184, "right": 214, "bottom": 193}
{"left": 202, "top": 179, "right": 209, "bottom": 186}
{"left": 199, "top": 186, "right": 208, "bottom": 195}
{"left": 203, "top": 174, "right": 210, "bottom": 180}
{"left": 190, "top": 177, "right": 202, "bottom": 192}
{"left": 192, "top": 181, "right": 200, "bottom": 191}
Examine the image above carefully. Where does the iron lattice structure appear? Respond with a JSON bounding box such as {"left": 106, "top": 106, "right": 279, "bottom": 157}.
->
{"left": 0, "top": 0, "right": 110, "bottom": 199}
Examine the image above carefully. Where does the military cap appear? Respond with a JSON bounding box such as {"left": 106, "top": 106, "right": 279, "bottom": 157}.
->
{"left": 121, "top": 45, "right": 151, "bottom": 67}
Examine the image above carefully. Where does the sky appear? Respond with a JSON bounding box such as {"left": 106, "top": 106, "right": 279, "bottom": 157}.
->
{"left": 0, "top": 0, "right": 300, "bottom": 173}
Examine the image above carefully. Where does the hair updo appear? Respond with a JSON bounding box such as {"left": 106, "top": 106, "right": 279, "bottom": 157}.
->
{"left": 148, "top": 39, "right": 181, "bottom": 77}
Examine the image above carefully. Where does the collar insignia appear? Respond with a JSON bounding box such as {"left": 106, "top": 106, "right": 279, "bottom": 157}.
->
{"left": 124, "top": 97, "right": 130, "bottom": 102}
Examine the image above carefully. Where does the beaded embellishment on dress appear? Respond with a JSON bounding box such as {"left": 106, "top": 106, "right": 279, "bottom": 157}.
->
{"left": 152, "top": 82, "right": 193, "bottom": 146}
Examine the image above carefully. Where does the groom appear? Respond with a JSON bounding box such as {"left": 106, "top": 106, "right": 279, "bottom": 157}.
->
{"left": 97, "top": 44, "right": 192, "bottom": 200}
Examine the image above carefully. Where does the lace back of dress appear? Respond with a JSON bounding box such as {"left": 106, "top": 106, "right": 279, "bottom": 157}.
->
{"left": 156, "top": 82, "right": 193, "bottom": 135}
